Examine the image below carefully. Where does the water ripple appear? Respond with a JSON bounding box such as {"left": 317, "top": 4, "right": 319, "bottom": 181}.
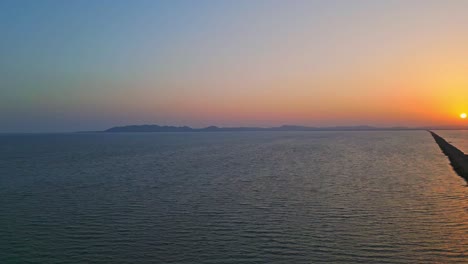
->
{"left": 0, "top": 131, "right": 466, "bottom": 263}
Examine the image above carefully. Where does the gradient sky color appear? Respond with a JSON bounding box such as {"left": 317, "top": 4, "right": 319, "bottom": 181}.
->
{"left": 1, "top": 0, "right": 468, "bottom": 132}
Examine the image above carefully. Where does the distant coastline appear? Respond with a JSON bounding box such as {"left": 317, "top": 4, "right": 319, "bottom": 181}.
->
{"left": 101, "top": 124, "right": 468, "bottom": 133}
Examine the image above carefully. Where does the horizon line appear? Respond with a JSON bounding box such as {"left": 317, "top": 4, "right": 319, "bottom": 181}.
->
{"left": 2, "top": 124, "right": 468, "bottom": 134}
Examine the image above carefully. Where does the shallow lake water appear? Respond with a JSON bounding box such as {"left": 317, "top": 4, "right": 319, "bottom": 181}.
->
{"left": 1, "top": 131, "right": 466, "bottom": 263}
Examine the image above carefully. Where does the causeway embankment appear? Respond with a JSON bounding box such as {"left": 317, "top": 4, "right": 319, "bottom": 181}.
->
{"left": 429, "top": 131, "right": 468, "bottom": 182}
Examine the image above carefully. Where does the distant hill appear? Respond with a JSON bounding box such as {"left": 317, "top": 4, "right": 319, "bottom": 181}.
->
{"left": 103, "top": 124, "right": 443, "bottom": 132}
{"left": 101, "top": 124, "right": 468, "bottom": 133}
{"left": 105, "top": 125, "right": 194, "bottom": 133}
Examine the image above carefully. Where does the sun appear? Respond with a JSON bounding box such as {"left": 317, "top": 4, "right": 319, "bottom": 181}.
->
{"left": 461, "top": 113, "right": 467, "bottom": 119}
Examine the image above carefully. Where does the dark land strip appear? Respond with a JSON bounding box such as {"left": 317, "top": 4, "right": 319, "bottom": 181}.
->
{"left": 429, "top": 131, "right": 468, "bottom": 183}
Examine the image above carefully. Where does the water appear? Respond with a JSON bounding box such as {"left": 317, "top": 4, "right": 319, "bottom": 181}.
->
{"left": 0, "top": 131, "right": 466, "bottom": 263}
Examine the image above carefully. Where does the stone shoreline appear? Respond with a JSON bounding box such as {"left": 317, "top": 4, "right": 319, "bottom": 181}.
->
{"left": 429, "top": 131, "right": 468, "bottom": 182}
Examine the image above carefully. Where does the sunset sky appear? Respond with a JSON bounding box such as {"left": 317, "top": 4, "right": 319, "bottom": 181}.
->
{"left": 1, "top": 0, "right": 468, "bottom": 132}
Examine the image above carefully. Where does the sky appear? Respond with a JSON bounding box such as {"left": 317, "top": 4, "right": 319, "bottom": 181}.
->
{"left": 1, "top": 0, "right": 468, "bottom": 132}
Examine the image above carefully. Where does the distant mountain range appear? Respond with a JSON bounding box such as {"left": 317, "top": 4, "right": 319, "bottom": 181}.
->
{"left": 102, "top": 124, "right": 467, "bottom": 132}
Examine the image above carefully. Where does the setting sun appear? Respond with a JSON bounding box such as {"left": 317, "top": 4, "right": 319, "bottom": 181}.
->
{"left": 460, "top": 113, "right": 467, "bottom": 119}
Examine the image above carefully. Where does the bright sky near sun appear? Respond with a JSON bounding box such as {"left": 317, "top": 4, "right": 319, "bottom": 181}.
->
{"left": 1, "top": 0, "right": 468, "bottom": 132}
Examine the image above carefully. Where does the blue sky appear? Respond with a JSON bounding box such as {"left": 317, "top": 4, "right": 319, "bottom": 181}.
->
{"left": 2, "top": 0, "right": 468, "bottom": 132}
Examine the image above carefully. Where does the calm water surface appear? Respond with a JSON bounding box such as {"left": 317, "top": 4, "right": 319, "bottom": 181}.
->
{"left": 0, "top": 131, "right": 467, "bottom": 263}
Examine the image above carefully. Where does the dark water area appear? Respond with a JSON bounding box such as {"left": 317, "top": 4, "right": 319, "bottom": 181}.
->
{"left": 0, "top": 131, "right": 466, "bottom": 263}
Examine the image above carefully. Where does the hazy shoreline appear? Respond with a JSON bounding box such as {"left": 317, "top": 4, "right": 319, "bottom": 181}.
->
{"left": 101, "top": 124, "right": 468, "bottom": 133}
